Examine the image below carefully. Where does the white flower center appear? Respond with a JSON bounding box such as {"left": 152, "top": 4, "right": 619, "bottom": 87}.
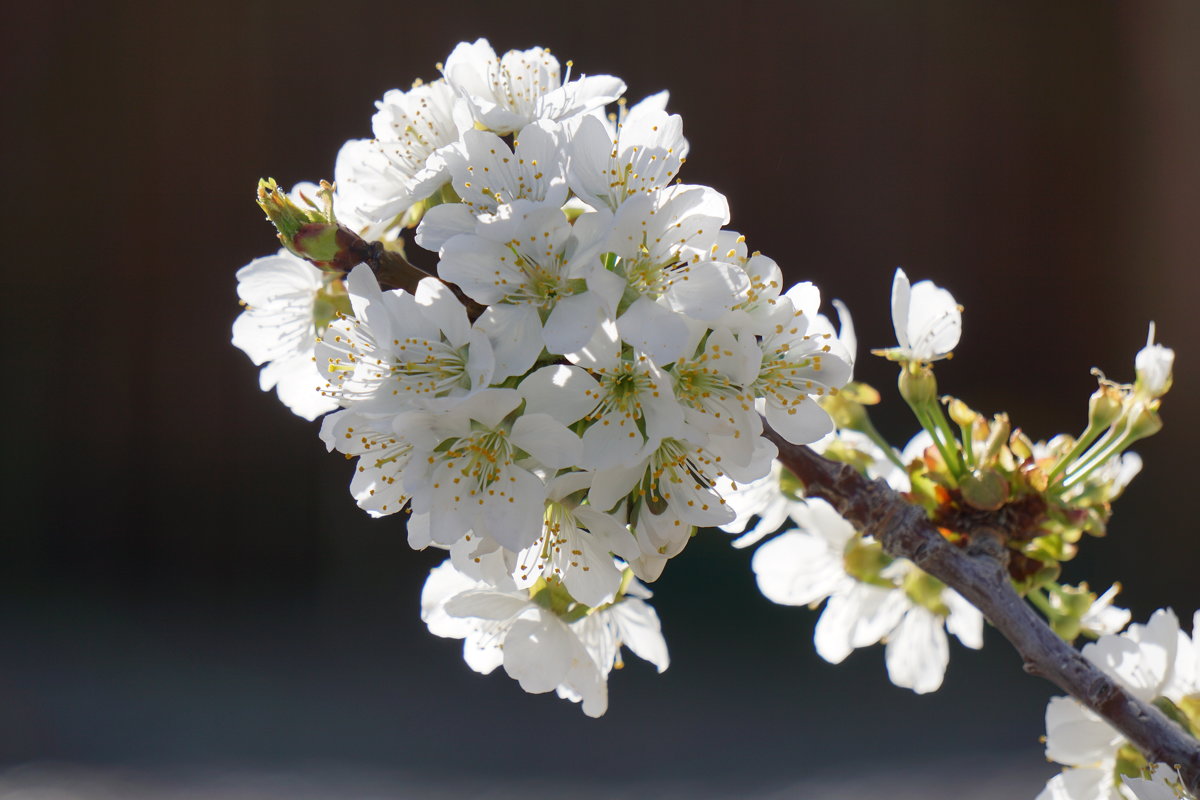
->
{"left": 672, "top": 357, "right": 749, "bottom": 421}
{"left": 438, "top": 427, "right": 515, "bottom": 498}
{"left": 500, "top": 240, "right": 575, "bottom": 308}
{"left": 589, "top": 361, "right": 654, "bottom": 422}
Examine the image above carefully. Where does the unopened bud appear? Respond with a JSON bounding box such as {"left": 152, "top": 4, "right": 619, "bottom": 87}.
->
{"left": 947, "top": 397, "right": 977, "bottom": 428}
{"left": 982, "top": 413, "right": 1011, "bottom": 462}
{"left": 257, "top": 178, "right": 362, "bottom": 271}
{"left": 1135, "top": 322, "right": 1174, "bottom": 399}
{"left": 292, "top": 223, "right": 362, "bottom": 271}
{"left": 1009, "top": 430, "right": 1034, "bottom": 461}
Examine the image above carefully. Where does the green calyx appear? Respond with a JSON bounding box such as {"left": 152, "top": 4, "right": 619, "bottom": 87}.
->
{"left": 901, "top": 569, "right": 950, "bottom": 616}
{"left": 529, "top": 577, "right": 592, "bottom": 623}
{"left": 843, "top": 539, "right": 896, "bottom": 590}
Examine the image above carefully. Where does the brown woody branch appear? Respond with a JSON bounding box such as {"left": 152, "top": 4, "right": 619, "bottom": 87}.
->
{"left": 339, "top": 228, "right": 487, "bottom": 320}
{"left": 764, "top": 428, "right": 1200, "bottom": 795}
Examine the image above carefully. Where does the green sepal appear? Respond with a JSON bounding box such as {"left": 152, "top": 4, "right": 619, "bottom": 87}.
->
{"left": 902, "top": 569, "right": 950, "bottom": 616}
{"left": 843, "top": 539, "right": 895, "bottom": 589}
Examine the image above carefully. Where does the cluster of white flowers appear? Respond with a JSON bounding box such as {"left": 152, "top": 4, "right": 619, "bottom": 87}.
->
{"left": 720, "top": 272, "right": 976, "bottom": 693}
{"left": 725, "top": 271, "right": 1148, "bottom": 695}
{"left": 230, "top": 48, "right": 1196, "bottom": 800}
{"left": 232, "top": 39, "right": 851, "bottom": 715}
{"left": 729, "top": 427, "right": 985, "bottom": 694}
{"left": 1040, "top": 609, "right": 1199, "bottom": 800}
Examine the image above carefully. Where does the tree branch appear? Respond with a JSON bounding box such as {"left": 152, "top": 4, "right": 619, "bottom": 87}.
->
{"left": 338, "top": 228, "right": 487, "bottom": 320}
{"left": 764, "top": 428, "right": 1200, "bottom": 795}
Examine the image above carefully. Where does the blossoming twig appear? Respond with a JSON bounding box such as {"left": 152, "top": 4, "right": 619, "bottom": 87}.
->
{"left": 763, "top": 427, "right": 1200, "bottom": 796}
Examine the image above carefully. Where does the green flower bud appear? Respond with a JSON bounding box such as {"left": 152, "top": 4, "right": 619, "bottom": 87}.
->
{"left": 982, "top": 413, "right": 1011, "bottom": 463}
{"left": 1009, "top": 430, "right": 1034, "bottom": 461}
{"left": 947, "top": 398, "right": 977, "bottom": 428}
{"left": 257, "top": 178, "right": 364, "bottom": 270}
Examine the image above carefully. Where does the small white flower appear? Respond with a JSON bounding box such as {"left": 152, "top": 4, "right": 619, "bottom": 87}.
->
{"left": 437, "top": 202, "right": 620, "bottom": 379}
{"left": 1041, "top": 610, "right": 1199, "bottom": 800}
{"left": 669, "top": 325, "right": 762, "bottom": 466}
{"left": 318, "top": 409, "right": 414, "bottom": 517}
{"left": 512, "top": 472, "right": 640, "bottom": 607}
{"left": 607, "top": 187, "right": 744, "bottom": 363}
{"left": 316, "top": 266, "right": 493, "bottom": 411}
{"left": 442, "top": 39, "right": 625, "bottom": 134}
{"left": 882, "top": 267, "right": 962, "bottom": 364}
{"left": 415, "top": 120, "right": 570, "bottom": 252}
{"left": 231, "top": 251, "right": 341, "bottom": 421}
{"left": 577, "top": 351, "right": 686, "bottom": 472}
{"left": 750, "top": 496, "right": 983, "bottom": 694}
{"left": 420, "top": 556, "right": 667, "bottom": 717}
{"left": 1135, "top": 322, "right": 1174, "bottom": 399}
{"left": 334, "top": 79, "right": 470, "bottom": 223}
{"left": 1123, "top": 764, "right": 1195, "bottom": 800}
{"left": 405, "top": 388, "right": 580, "bottom": 551}
{"left": 709, "top": 231, "right": 786, "bottom": 336}
{"left": 567, "top": 107, "right": 688, "bottom": 211}
{"left": 753, "top": 288, "right": 853, "bottom": 445}
{"left": 590, "top": 431, "right": 742, "bottom": 529}
{"left": 1080, "top": 584, "right": 1133, "bottom": 637}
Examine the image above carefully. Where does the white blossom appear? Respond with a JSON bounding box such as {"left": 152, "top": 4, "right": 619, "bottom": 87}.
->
{"left": 415, "top": 120, "right": 570, "bottom": 251}
{"left": 334, "top": 79, "right": 469, "bottom": 223}
{"left": 403, "top": 388, "right": 580, "bottom": 551}
{"left": 1135, "top": 322, "right": 1174, "bottom": 399}
{"left": 231, "top": 251, "right": 340, "bottom": 421}
{"left": 421, "top": 555, "right": 667, "bottom": 717}
{"left": 881, "top": 267, "right": 962, "bottom": 364}
{"left": 512, "top": 471, "right": 640, "bottom": 607}
{"left": 750, "top": 496, "right": 983, "bottom": 694}
{"left": 753, "top": 287, "right": 853, "bottom": 445}
{"left": 567, "top": 106, "right": 688, "bottom": 211}
{"left": 441, "top": 39, "right": 625, "bottom": 134}
{"left": 1123, "top": 764, "right": 1195, "bottom": 800}
{"left": 318, "top": 409, "right": 414, "bottom": 517}
{"left": 437, "top": 201, "right": 620, "bottom": 379}
{"left": 316, "top": 266, "right": 493, "bottom": 412}
{"left": 1040, "top": 609, "right": 1199, "bottom": 800}
{"left": 606, "top": 186, "right": 740, "bottom": 363}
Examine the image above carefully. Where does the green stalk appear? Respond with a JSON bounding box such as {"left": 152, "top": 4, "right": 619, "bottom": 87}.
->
{"left": 1047, "top": 419, "right": 1110, "bottom": 483}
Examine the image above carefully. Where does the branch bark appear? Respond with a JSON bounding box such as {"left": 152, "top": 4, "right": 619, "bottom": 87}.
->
{"left": 764, "top": 428, "right": 1200, "bottom": 795}
{"left": 339, "top": 228, "right": 487, "bottom": 320}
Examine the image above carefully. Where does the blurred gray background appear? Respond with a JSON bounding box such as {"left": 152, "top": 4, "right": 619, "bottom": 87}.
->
{"left": 4, "top": 0, "right": 1199, "bottom": 797}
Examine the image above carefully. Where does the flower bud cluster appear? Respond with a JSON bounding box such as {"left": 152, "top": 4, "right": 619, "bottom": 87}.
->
{"left": 231, "top": 39, "right": 851, "bottom": 714}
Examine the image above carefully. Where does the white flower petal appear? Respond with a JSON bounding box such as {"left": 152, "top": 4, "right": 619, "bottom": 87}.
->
{"left": 752, "top": 531, "right": 846, "bottom": 607}
{"left": 519, "top": 364, "right": 601, "bottom": 426}
{"left": 502, "top": 615, "right": 573, "bottom": 694}
{"left": 884, "top": 606, "right": 950, "bottom": 694}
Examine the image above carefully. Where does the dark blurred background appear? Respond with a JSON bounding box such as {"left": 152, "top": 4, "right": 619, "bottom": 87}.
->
{"left": 4, "top": 1, "right": 1199, "bottom": 797}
